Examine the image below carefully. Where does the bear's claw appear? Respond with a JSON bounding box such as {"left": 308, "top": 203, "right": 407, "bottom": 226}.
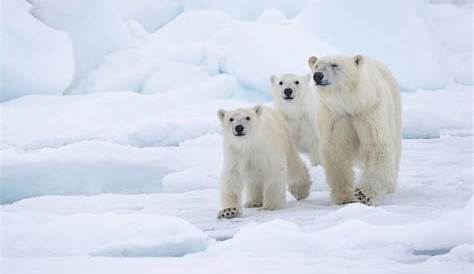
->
{"left": 354, "top": 187, "right": 373, "bottom": 206}
{"left": 217, "top": 207, "right": 241, "bottom": 219}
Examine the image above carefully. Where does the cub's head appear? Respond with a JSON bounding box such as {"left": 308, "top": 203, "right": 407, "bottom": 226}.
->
{"left": 307, "top": 54, "right": 364, "bottom": 89}
{"left": 217, "top": 105, "right": 262, "bottom": 140}
{"left": 270, "top": 74, "right": 310, "bottom": 105}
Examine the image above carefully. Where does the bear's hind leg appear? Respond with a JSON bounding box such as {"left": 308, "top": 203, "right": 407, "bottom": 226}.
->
{"left": 244, "top": 178, "right": 263, "bottom": 208}
{"left": 262, "top": 172, "right": 286, "bottom": 210}
{"left": 287, "top": 148, "right": 312, "bottom": 200}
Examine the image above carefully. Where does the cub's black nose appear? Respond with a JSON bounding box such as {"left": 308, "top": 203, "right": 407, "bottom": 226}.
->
{"left": 313, "top": 72, "right": 324, "bottom": 83}
{"left": 235, "top": 125, "right": 244, "bottom": 133}
{"left": 283, "top": 88, "right": 293, "bottom": 97}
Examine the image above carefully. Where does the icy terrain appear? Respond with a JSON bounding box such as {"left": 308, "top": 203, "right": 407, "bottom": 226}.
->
{"left": 1, "top": 0, "right": 473, "bottom": 273}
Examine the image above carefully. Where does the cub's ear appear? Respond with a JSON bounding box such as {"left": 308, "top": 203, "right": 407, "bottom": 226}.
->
{"left": 270, "top": 75, "right": 277, "bottom": 85}
{"left": 217, "top": 109, "right": 226, "bottom": 122}
{"left": 354, "top": 54, "right": 364, "bottom": 66}
{"left": 308, "top": 56, "right": 318, "bottom": 69}
{"left": 253, "top": 105, "right": 262, "bottom": 117}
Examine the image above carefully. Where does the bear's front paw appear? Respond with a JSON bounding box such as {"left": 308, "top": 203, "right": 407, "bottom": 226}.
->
{"left": 354, "top": 187, "right": 373, "bottom": 206}
{"left": 217, "top": 207, "right": 241, "bottom": 219}
{"left": 332, "top": 192, "right": 355, "bottom": 205}
{"left": 244, "top": 201, "right": 263, "bottom": 208}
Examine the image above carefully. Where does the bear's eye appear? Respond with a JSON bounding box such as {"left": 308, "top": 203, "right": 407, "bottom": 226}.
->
{"left": 331, "top": 64, "right": 338, "bottom": 68}
{"left": 278, "top": 81, "right": 283, "bottom": 86}
{"left": 294, "top": 81, "right": 299, "bottom": 85}
{"left": 229, "top": 118, "right": 234, "bottom": 122}
{"left": 246, "top": 116, "right": 250, "bottom": 121}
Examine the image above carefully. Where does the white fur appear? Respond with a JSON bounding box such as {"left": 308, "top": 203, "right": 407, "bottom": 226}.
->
{"left": 270, "top": 73, "right": 321, "bottom": 166}
{"left": 308, "top": 54, "right": 402, "bottom": 205}
{"left": 217, "top": 105, "right": 311, "bottom": 216}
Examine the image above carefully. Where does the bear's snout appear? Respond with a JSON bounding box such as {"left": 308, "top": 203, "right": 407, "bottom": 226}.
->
{"left": 283, "top": 88, "right": 293, "bottom": 99}
{"left": 234, "top": 125, "right": 245, "bottom": 136}
{"left": 313, "top": 72, "right": 325, "bottom": 85}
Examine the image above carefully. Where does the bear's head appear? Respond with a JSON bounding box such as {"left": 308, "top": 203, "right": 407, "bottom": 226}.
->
{"left": 217, "top": 105, "right": 262, "bottom": 141}
{"left": 270, "top": 73, "right": 311, "bottom": 107}
{"left": 308, "top": 54, "right": 378, "bottom": 115}
{"left": 307, "top": 54, "right": 364, "bottom": 90}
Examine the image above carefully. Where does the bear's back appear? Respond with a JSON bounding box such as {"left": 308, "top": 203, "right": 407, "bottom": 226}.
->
{"left": 258, "top": 106, "right": 292, "bottom": 145}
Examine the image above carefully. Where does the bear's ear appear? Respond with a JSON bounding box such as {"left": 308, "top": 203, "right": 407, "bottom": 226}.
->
{"left": 354, "top": 54, "right": 364, "bottom": 66}
{"left": 270, "top": 75, "right": 277, "bottom": 85}
{"left": 217, "top": 109, "right": 226, "bottom": 122}
{"left": 308, "top": 56, "right": 318, "bottom": 69}
{"left": 253, "top": 105, "right": 262, "bottom": 117}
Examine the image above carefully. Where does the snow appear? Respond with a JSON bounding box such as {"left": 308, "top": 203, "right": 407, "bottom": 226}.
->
{"left": 2, "top": 213, "right": 208, "bottom": 257}
{"left": 294, "top": 0, "right": 450, "bottom": 91}
{"left": 427, "top": 3, "right": 473, "bottom": 85}
{"left": 112, "top": 0, "right": 183, "bottom": 33}
{"left": 182, "top": 0, "right": 310, "bottom": 21}
{"left": 1, "top": 86, "right": 471, "bottom": 204}
{"left": 141, "top": 62, "right": 212, "bottom": 94}
{"left": 2, "top": 256, "right": 472, "bottom": 274}
{"left": 162, "top": 167, "right": 219, "bottom": 193}
{"left": 30, "top": 0, "right": 136, "bottom": 91}
{"left": 199, "top": 199, "right": 472, "bottom": 260}
{"left": 151, "top": 10, "right": 234, "bottom": 45}
{"left": 3, "top": 0, "right": 470, "bottom": 100}
{"left": 0, "top": 134, "right": 224, "bottom": 204}
{"left": 213, "top": 21, "right": 336, "bottom": 94}
{"left": 1, "top": 0, "right": 473, "bottom": 273}
{"left": 73, "top": 49, "right": 158, "bottom": 94}
{"left": 1, "top": 135, "right": 472, "bottom": 272}
{"left": 402, "top": 85, "right": 473, "bottom": 138}
{"left": 0, "top": 0, "right": 74, "bottom": 101}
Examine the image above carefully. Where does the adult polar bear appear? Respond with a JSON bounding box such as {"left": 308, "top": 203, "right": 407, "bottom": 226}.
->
{"left": 217, "top": 105, "right": 311, "bottom": 219}
{"left": 308, "top": 54, "right": 401, "bottom": 206}
{"left": 270, "top": 74, "right": 321, "bottom": 166}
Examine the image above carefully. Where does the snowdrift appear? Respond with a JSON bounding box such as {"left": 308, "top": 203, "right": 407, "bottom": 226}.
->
{"left": 1, "top": 0, "right": 472, "bottom": 100}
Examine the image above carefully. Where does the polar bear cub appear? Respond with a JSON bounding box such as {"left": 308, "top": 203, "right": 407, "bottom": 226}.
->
{"left": 217, "top": 105, "right": 311, "bottom": 219}
{"left": 270, "top": 73, "right": 320, "bottom": 166}
{"left": 308, "top": 54, "right": 401, "bottom": 206}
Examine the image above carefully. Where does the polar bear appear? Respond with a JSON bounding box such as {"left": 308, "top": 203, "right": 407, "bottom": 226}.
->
{"left": 307, "top": 54, "right": 401, "bottom": 206}
{"left": 270, "top": 73, "right": 321, "bottom": 166}
{"left": 217, "top": 105, "right": 311, "bottom": 219}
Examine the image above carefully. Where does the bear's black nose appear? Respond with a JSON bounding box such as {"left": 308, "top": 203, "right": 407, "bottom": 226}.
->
{"left": 235, "top": 125, "right": 244, "bottom": 133}
{"left": 283, "top": 88, "right": 293, "bottom": 97}
{"left": 313, "top": 72, "right": 324, "bottom": 84}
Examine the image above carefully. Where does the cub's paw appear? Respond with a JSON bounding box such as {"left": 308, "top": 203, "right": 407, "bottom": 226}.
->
{"left": 244, "top": 201, "right": 263, "bottom": 208}
{"left": 354, "top": 187, "right": 373, "bottom": 206}
{"left": 217, "top": 207, "right": 241, "bottom": 219}
{"left": 289, "top": 183, "right": 310, "bottom": 200}
{"left": 261, "top": 201, "right": 284, "bottom": 211}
